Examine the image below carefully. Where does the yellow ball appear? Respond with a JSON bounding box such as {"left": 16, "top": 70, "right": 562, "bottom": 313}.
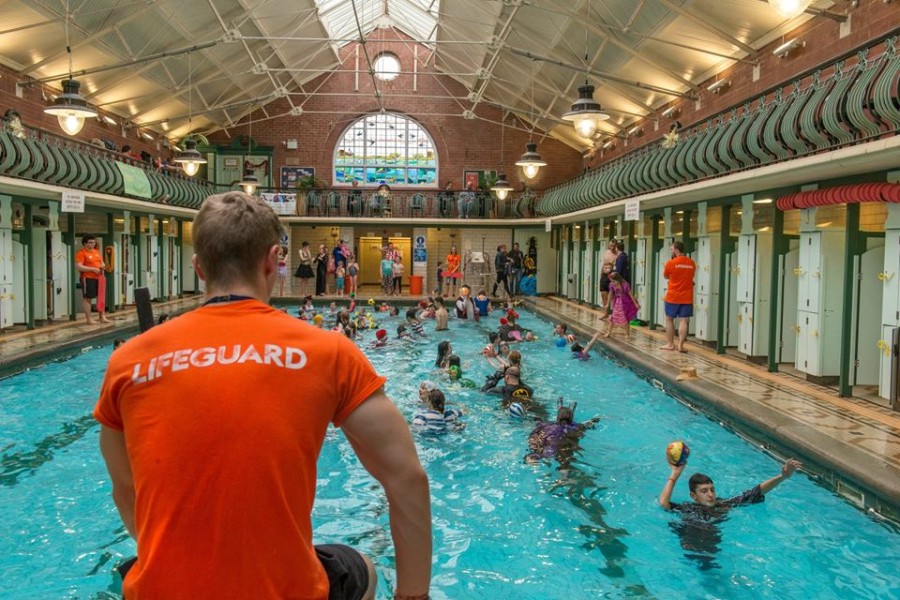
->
{"left": 367, "top": 298, "right": 376, "bottom": 306}
{"left": 666, "top": 440, "right": 690, "bottom": 466}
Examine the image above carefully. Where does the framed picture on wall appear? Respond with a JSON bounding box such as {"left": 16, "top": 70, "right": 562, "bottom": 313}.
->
{"left": 463, "top": 169, "right": 497, "bottom": 191}
{"left": 281, "top": 166, "right": 315, "bottom": 189}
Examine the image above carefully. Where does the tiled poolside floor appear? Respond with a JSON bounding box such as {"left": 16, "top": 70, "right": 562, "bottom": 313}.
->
{"left": 526, "top": 296, "right": 900, "bottom": 519}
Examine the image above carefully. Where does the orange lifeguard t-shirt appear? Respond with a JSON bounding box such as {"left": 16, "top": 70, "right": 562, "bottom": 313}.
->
{"left": 663, "top": 255, "right": 696, "bottom": 304}
{"left": 445, "top": 253, "right": 461, "bottom": 275}
{"left": 75, "top": 247, "right": 103, "bottom": 280}
{"left": 94, "top": 300, "right": 386, "bottom": 600}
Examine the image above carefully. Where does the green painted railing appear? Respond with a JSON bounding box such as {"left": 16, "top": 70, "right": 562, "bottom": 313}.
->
{"left": 538, "top": 36, "right": 900, "bottom": 216}
{"left": 0, "top": 126, "right": 214, "bottom": 209}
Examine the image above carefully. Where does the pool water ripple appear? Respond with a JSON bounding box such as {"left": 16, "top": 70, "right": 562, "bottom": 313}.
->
{"left": 0, "top": 306, "right": 899, "bottom": 598}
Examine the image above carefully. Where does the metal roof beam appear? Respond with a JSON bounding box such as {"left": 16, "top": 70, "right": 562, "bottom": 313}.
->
{"left": 656, "top": 0, "right": 759, "bottom": 59}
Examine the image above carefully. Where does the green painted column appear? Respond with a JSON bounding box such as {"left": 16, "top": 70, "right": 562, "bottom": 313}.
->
{"left": 176, "top": 219, "right": 184, "bottom": 298}
{"left": 134, "top": 215, "right": 142, "bottom": 294}
{"left": 23, "top": 203, "right": 34, "bottom": 330}
{"left": 682, "top": 209, "right": 694, "bottom": 254}
{"left": 66, "top": 212, "right": 76, "bottom": 321}
{"left": 649, "top": 215, "right": 661, "bottom": 330}
{"left": 716, "top": 206, "right": 734, "bottom": 354}
{"left": 767, "top": 207, "right": 786, "bottom": 372}
{"left": 106, "top": 212, "right": 115, "bottom": 313}
{"left": 157, "top": 218, "right": 166, "bottom": 299}
{"left": 839, "top": 203, "right": 860, "bottom": 397}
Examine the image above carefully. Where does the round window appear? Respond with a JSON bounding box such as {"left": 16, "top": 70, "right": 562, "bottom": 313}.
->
{"left": 374, "top": 54, "right": 401, "bottom": 81}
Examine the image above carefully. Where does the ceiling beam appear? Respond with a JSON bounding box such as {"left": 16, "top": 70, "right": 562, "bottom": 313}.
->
{"left": 656, "top": 0, "right": 759, "bottom": 59}
{"left": 20, "top": 4, "right": 156, "bottom": 76}
{"left": 507, "top": 46, "right": 698, "bottom": 100}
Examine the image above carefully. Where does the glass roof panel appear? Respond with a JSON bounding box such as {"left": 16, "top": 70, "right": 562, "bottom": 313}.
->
{"left": 315, "top": 0, "right": 439, "bottom": 46}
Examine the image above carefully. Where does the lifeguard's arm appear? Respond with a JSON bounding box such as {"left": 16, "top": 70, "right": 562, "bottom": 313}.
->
{"left": 659, "top": 463, "right": 686, "bottom": 510}
{"left": 759, "top": 458, "right": 802, "bottom": 495}
{"left": 662, "top": 261, "right": 671, "bottom": 280}
{"left": 99, "top": 426, "right": 137, "bottom": 538}
{"left": 342, "top": 388, "right": 432, "bottom": 597}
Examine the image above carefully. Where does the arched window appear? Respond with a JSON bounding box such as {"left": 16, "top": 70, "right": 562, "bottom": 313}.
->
{"left": 334, "top": 113, "right": 437, "bottom": 187}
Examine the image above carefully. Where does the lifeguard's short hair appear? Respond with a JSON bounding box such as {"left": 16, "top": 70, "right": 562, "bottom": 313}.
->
{"left": 194, "top": 191, "right": 283, "bottom": 287}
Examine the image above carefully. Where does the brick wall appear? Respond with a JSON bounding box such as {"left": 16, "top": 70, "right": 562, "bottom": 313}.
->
{"left": 205, "top": 28, "right": 584, "bottom": 192}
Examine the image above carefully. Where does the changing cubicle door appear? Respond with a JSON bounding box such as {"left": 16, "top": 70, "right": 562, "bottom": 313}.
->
{"left": 12, "top": 240, "right": 25, "bottom": 324}
{"left": 736, "top": 234, "right": 756, "bottom": 303}
{"left": 0, "top": 229, "right": 12, "bottom": 328}
{"left": 31, "top": 227, "right": 48, "bottom": 321}
{"left": 779, "top": 248, "right": 800, "bottom": 364}
{"left": 853, "top": 245, "right": 884, "bottom": 386}
{"left": 49, "top": 231, "right": 69, "bottom": 320}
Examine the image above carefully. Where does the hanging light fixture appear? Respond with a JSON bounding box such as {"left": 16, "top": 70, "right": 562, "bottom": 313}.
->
{"left": 239, "top": 112, "right": 258, "bottom": 195}
{"left": 516, "top": 143, "right": 546, "bottom": 180}
{"left": 767, "top": 0, "right": 813, "bottom": 17}
{"left": 516, "top": 65, "right": 547, "bottom": 180}
{"left": 491, "top": 114, "right": 514, "bottom": 201}
{"left": 562, "top": 1, "right": 609, "bottom": 139}
{"left": 44, "top": 0, "right": 97, "bottom": 136}
{"left": 174, "top": 54, "right": 207, "bottom": 177}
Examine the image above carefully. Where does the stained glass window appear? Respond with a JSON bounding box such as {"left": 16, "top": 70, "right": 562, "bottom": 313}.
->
{"left": 334, "top": 113, "right": 437, "bottom": 186}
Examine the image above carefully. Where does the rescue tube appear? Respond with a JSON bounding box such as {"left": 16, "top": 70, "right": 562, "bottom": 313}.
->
{"left": 104, "top": 245, "right": 115, "bottom": 273}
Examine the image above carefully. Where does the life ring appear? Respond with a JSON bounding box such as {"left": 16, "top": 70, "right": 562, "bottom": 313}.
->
{"left": 104, "top": 245, "right": 115, "bottom": 273}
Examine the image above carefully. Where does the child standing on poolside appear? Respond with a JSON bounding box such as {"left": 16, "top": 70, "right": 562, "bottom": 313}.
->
{"left": 334, "top": 264, "right": 346, "bottom": 297}
{"left": 381, "top": 253, "right": 395, "bottom": 296}
{"left": 347, "top": 254, "right": 359, "bottom": 296}
{"left": 585, "top": 273, "right": 640, "bottom": 352}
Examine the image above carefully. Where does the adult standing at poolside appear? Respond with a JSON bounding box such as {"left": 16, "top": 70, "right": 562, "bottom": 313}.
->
{"left": 314, "top": 243, "right": 329, "bottom": 296}
{"left": 444, "top": 246, "right": 462, "bottom": 297}
{"left": 662, "top": 240, "right": 696, "bottom": 352}
{"left": 507, "top": 242, "right": 524, "bottom": 296}
{"left": 599, "top": 240, "right": 618, "bottom": 314}
{"left": 94, "top": 191, "right": 432, "bottom": 600}
{"left": 74, "top": 235, "right": 111, "bottom": 324}
{"left": 295, "top": 241, "right": 315, "bottom": 297}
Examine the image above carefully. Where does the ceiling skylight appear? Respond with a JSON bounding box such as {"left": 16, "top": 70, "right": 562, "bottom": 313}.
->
{"left": 315, "top": 0, "right": 439, "bottom": 46}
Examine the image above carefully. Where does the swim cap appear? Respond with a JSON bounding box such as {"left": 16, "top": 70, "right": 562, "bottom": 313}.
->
{"left": 376, "top": 329, "right": 387, "bottom": 340}
{"left": 313, "top": 314, "right": 323, "bottom": 325}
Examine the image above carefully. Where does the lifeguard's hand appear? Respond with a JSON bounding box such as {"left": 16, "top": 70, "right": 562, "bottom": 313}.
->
{"left": 781, "top": 458, "right": 802, "bottom": 479}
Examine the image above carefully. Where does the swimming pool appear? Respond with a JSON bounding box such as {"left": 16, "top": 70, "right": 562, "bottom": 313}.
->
{"left": 1, "top": 306, "right": 898, "bottom": 598}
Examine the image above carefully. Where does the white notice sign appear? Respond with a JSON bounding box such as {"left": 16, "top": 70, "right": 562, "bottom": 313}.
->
{"left": 61, "top": 191, "right": 85, "bottom": 213}
{"left": 545, "top": 218, "right": 552, "bottom": 232}
{"left": 624, "top": 199, "right": 640, "bottom": 221}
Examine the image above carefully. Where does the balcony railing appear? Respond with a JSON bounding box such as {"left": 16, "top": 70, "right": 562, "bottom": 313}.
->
{"left": 258, "top": 187, "right": 540, "bottom": 219}
{"left": 538, "top": 35, "right": 900, "bottom": 216}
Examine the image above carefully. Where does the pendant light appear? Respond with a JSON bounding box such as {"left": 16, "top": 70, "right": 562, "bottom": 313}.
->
{"left": 491, "top": 115, "right": 514, "bottom": 201}
{"left": 515, "top": 66, "right": 547, "bottom": 180}
{"left": 174, "top": 55, "right": 207, "bottom": 177}
{"left": 44, "top": 0, "right": 97, "bottom": 136}
{"left": 239, "top": 112, "right": 258, "bottom": 195}
{"left": 561, "top": 2, "right": 609, "bottom": 139}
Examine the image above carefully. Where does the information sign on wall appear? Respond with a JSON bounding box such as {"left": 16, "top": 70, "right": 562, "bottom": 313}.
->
{"left": 625, "top": 199, "right": 640, "bottom": 221}
{"left": 61, "top": 190, "right": 85, "bottom": 213}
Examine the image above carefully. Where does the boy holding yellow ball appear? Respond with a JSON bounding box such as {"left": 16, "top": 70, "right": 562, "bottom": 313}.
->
{"left": 659, "top": 456, "right": 803, "bottom": 514}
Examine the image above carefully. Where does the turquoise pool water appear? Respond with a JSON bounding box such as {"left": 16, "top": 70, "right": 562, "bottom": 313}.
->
{"left": 1, "top": 307, "right": 899, "bottom": 599}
